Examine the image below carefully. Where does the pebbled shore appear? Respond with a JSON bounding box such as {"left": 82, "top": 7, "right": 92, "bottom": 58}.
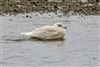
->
{"left": 0, "top": 0, "right": 100, "bottom": 15}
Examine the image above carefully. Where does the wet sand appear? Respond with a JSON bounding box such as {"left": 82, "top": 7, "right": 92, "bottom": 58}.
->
{"left": 0, "top": 13, "right": 100, "bottom": 67}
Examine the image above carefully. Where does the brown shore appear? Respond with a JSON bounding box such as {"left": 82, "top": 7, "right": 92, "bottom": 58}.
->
{"left": 0, "top": 0, "right": 100, "bottom": 15}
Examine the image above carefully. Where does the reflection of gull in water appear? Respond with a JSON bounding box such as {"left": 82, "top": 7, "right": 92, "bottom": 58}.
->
{"left": 21, "top": 22, "right": 66, "bottom": 40}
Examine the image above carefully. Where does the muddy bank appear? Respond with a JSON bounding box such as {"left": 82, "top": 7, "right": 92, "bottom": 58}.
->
{"left": 0, "top": 0, "right": 100, "bottom": 15}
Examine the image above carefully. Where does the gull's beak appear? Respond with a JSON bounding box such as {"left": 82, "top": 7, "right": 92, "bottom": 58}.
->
{"left": 64, "top": 27, "right": 67, "bottom": 29}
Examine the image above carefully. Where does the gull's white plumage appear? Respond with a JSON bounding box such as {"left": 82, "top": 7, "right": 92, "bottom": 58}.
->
{"left": 21, "top": 22, "right": 66, "bottom": 40}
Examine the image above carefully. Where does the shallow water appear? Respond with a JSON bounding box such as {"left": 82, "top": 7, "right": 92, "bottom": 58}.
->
{"left": 0, "top": 13, "right": 100, "bottom": 67}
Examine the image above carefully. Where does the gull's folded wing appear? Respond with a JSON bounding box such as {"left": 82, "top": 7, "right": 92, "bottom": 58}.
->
{"left": 31, "top": 26, "right": 60, "bottom": 39}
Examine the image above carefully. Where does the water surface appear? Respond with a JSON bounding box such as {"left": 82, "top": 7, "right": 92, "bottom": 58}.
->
{"left": 0, "top": 13, "right": 100, "bottom": 67}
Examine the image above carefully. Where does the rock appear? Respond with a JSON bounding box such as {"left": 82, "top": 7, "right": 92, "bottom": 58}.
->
{"left": 26, "top": 15, "right": 29, "bottom": 18}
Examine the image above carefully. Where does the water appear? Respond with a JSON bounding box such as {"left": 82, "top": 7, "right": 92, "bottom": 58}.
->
{"left": 0, "top": 13, "right": 100, "bottom": 67}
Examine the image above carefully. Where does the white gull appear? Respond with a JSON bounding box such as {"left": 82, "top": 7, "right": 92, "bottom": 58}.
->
{"left": 21, "top": 22, "right": 66, "bottom": 40}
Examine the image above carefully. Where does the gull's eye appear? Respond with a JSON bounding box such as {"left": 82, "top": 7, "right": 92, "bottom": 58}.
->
{"left": 58, "top": 24, "right": 62, "bottom": 27}
{"left": 58, "top": 24, "right": 61, "bottom": 27}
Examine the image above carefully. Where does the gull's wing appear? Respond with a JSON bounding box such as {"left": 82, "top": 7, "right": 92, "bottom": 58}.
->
{"left": 32, "top": 26, "right": 57, "bottom": 32}
{"left": 31, "top": 26, "right": 63, "bottom": 39}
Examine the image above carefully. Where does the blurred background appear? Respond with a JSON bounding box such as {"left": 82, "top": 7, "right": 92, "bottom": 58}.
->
{"left": 0, "top": 0, "right": 100, "bottom": 15}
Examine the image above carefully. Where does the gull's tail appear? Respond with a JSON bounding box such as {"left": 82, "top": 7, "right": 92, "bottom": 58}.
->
{"left": 20, "top": 32, "right": 32, "bottom": 36}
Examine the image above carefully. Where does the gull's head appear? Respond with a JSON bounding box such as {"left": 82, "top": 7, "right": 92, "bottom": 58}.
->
{"left": 54, "top": 22, "right": 66, "bottom": 29}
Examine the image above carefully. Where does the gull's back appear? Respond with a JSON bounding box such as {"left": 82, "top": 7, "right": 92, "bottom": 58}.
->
{"left": 31, "top": 25, "right": 64, "bottom": 40}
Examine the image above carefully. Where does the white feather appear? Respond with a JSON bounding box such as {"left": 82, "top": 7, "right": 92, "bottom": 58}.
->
{"left": 20, "top": 32, "right": 32, "bottom": 36}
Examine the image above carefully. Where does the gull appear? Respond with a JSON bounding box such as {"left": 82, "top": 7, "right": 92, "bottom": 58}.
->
{"left": 21, "top": 22, "right": 66, "bottom": 40}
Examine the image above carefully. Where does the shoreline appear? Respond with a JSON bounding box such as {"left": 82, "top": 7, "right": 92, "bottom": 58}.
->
{"left": 0, "top": 0, "right": 100, "bottom": 15}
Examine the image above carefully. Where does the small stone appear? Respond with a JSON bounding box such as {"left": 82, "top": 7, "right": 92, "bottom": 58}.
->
{"left": 54, "top": 6, "right": 58, "bottom": 9}
{"left": 26, "top": 15, "right": 29, "bottom": 18}
{"left": 51, "top": 17, "right": 53, "bottom": 18}
{"left": 93, "top": 57, "right": 97, "bottom": 59}
{"left": 20, "top": 51, "right": 24, "bottom": 54}
{"left": 42, "top": 57, "right": 48, "bottom": 58}
{"left": 36, "top": 14, "right": 38, "bottom": 16}
{"left": 30, "top": 16, "right": 32, "bottom": 18}
{"left": 9, "top": 19, "right": 12, "bottom": 21}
